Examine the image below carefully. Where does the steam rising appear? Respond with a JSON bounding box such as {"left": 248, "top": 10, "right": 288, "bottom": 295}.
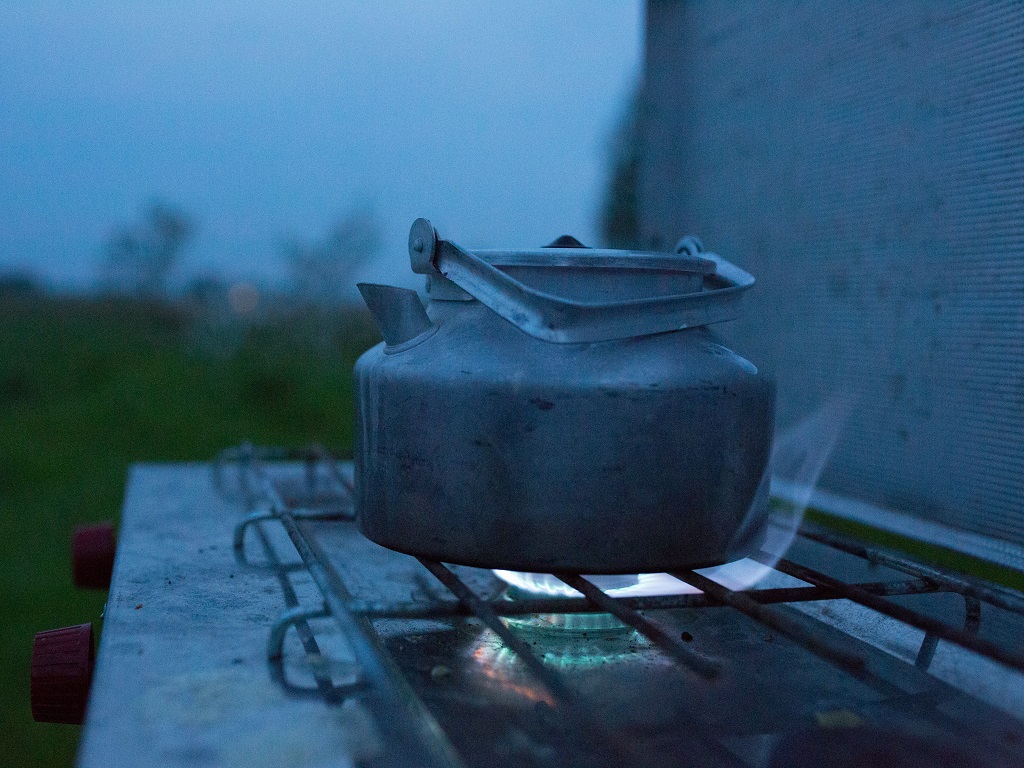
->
{"left": 494, "top": 393, "right": 853, "bottom": 597}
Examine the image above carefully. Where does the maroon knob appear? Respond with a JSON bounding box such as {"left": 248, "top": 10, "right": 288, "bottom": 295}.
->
{"left": 72, "top": 521, "right": 116, "bottom": 589}
{"left": 30, "top": 623, "right": 95, "bottom": 724}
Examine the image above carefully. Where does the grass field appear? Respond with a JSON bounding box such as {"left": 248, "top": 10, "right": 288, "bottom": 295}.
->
{"left": 0, "top": 294, "right": 379, "bottom": 766}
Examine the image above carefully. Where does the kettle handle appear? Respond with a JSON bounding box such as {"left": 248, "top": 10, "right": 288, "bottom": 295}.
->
{"left": 408, "top": 218, "right": 754, "bottom": 344}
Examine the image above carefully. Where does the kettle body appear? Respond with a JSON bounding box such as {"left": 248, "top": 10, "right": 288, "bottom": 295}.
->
{"left": 353, "top": 220, "right": 774, "bottom": 574}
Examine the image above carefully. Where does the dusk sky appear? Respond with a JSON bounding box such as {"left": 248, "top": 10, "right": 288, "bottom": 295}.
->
{"left": 0, "top": 2, "right": 644, "bottom": 293}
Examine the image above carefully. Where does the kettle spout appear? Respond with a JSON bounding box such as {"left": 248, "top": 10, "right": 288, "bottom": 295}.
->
{"left": 357, "top": 283, "right": 435, "bottom": 349}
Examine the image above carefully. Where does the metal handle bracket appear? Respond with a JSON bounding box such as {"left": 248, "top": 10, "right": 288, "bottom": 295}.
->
{"left": 408, "top": 218, "right": 754, "bottom": 344}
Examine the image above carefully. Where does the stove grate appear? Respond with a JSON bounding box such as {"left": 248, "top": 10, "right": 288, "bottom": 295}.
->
{"left": 215, "top": 444, "right": 1024, "bottom": 767}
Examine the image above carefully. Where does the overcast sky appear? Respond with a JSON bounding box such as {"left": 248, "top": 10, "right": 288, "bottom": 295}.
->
{"left": 0, "top": 1, "right": 644, "bottom": 292}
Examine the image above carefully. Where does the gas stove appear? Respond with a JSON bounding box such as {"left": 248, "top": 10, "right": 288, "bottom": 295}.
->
{"left": 64, "top": 445, "right": 1024, "bottom": 768}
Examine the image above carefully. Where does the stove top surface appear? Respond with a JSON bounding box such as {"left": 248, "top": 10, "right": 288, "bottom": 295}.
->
{"left": 77, "top": 456, "right": 1024, "bottom": 768}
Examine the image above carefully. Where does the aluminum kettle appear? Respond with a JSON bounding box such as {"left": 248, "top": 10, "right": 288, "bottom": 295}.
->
{"left": 353, "top": 219, "right": 775, "bottom": 574}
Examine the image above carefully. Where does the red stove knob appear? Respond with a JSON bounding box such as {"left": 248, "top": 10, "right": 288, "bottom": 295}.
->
{"left": 72, "top": 521, "right": 116, "bottom": 589}
{"left": 30, "top": 623, "right": 95, "bottom": 724}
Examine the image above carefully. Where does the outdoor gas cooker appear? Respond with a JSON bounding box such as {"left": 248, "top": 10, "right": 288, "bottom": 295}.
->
{"left": 33, "top": 225, "right": 1024, "bottom": 767}
{"left": 354, "top": 220, "right": 774, "bottom": 574}
{"left": 53, "top": 448, "right": 1024, "bottom": 768}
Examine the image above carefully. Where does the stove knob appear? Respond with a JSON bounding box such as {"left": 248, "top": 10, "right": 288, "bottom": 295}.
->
{"left": 72, "top": 522, "right": 116, "bottom": 589}
{"left": 30, "top": 623, "right": 95, "bottom": 724}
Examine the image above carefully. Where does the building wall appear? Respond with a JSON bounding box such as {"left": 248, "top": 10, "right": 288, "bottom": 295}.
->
{"left": 640, "top": 0, "right": 1024, "bottom": 553}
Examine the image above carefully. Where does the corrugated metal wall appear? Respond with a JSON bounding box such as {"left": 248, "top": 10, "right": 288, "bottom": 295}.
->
{"left": 640, "top": 1, "right": 1024, "bottom": 555}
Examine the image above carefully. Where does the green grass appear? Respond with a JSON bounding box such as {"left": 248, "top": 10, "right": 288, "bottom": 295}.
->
{"left": 0, "top": 295, "right": 379, "bottom": 767}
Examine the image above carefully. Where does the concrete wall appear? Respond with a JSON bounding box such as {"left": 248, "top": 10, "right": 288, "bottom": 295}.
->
{"left": 640, "top": 0, "right": 1024, "bottom": 557}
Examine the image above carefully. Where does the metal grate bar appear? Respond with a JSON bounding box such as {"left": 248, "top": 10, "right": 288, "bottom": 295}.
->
{"left": 670, "top": 570, "right": 869, "bottom": 679}
{"left": 246, "top": 521, "right": 344, "bottom": 700}
{"left": 309, "top": 443, "right": 355, "bottom": 493}
{"left": 771, "top": 557, "right": 1024, "bottom": 674}
{"left": 555, "top": 574, "right": 722, "bottom": 678}
{"left": 351, "top": 578, "right": 940, "bottom": 619}
{"left": 230, "top": 452, "right": 356, "bottom": 701}
{"left": 417, "top": 559, "right": 640, "bottom": 764}
{"left": 244, "top": 449, "right": 466, "bottom": 768}
{"left": 798, "top": 523, "right": 1024, "bottom": 616}
{"left": 418, "top": 559, "right": 582, "bottom": 704}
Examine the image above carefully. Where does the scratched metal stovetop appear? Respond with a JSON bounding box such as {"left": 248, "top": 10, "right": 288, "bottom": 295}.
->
{"left": 76, "top": 456, "right": 1024, "bottom": 767}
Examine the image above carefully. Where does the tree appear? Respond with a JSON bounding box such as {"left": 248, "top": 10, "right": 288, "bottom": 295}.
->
{"left": 599, "top": 90, "right": 643, "bottom": 250}
{"left": 103, "top": 202, "right": 193, "bottom": 299}
{"left": 282, "top": 203, "right": 381, "bottom": 308}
